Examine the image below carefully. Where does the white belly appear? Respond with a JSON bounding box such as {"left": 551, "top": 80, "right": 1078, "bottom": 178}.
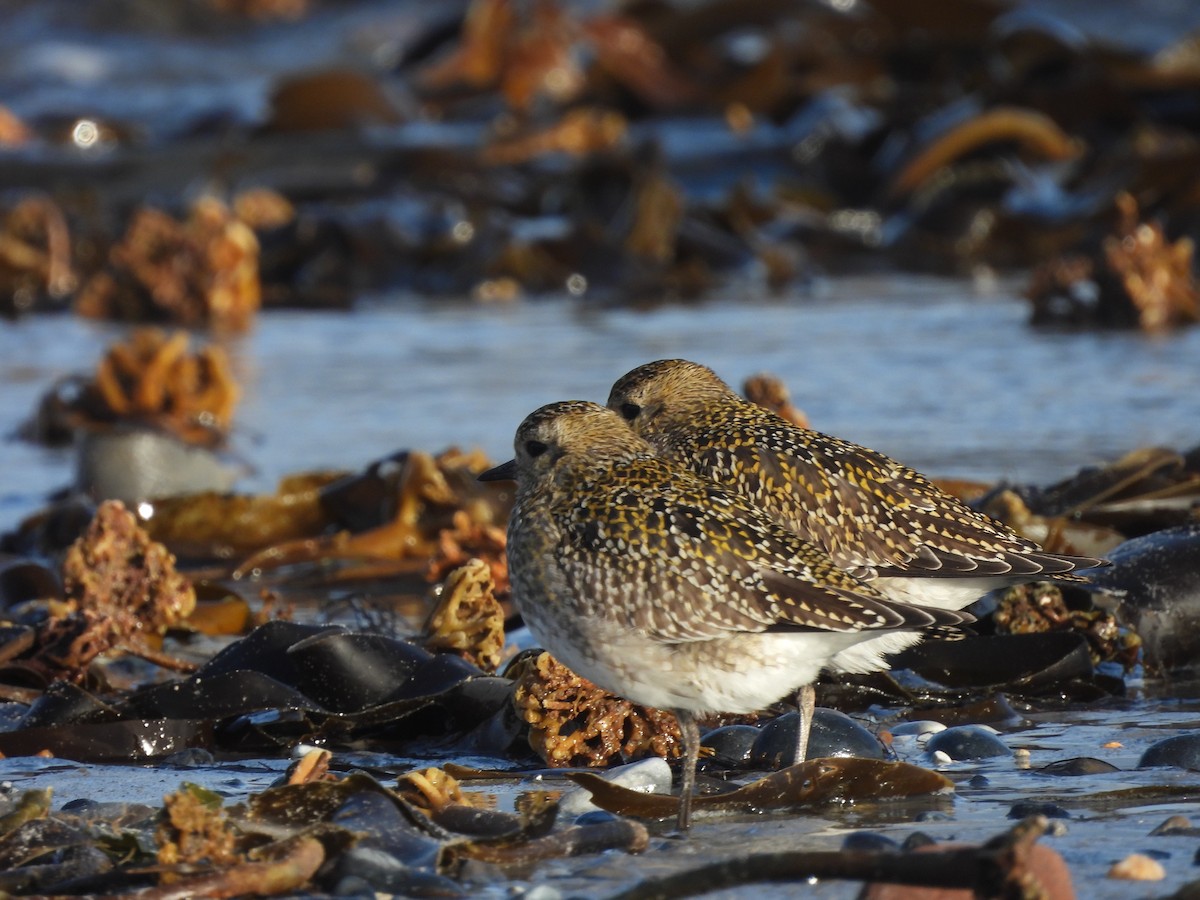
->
{"left": 871, "top": 575, "right": 1005, "bottom": 609}
{"left": 523, "top": 609, "right": 876, "bottom": 715}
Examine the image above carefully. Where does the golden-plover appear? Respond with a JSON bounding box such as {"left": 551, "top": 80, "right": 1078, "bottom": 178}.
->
{"left": 607, "top": 358, "right": 1108, "bottom": 754}
{"left": 481, "top": 400, "right": 972, "bottom": 830}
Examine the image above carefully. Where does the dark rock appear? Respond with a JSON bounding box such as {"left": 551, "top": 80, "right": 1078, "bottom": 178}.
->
{"left": 1037, "top": 756, "right": 1121, "bottom": 776}
{"left": 842, "top": 831, "right": 900, "bottom": 852}
{"left": 1139, "top": 733, "right": 1200, "bottom": 770}
{"left": 1150, "top": 815, "right": 1200, "bottom": 836}
{"left": 749, "top": 709, "right": 887, "bottom": 768}
{"left": 1009, "top": 800, "right": 1069, "bottom": 819}
{"left": 1089, "top": 524, "right": 1200, "bottom": 673}
{"left": 701, "top": 724, "right": 760, "bottom": 768}
{"left": 926, "top": 725, "right": 1012, "bottom": 760}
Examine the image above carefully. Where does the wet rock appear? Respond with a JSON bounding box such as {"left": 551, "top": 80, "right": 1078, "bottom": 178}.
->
{"left": 77, "top": 426, "right": 240, "bottom": 503}
{"left": 926, "top": 725, "right": 1012, "bottom": 761}
{"left": 1138, "top": 733, "right": 1200, "bottom": 770}
{"left": 558, "top": 757, "right": 672, "bottom": 817}
{"left": 1108, "top": 852, "right": 1165, "bottom": 880}
{"left": 1150, "top": 815, "right": 1200, "bottom": 836}
{"left": 1087, "top": 524, "right": 1200, "bottom": 673}
{"left": 701, "top": 724, "right": 761, "bottom": 768}
{"left": 1008, "top": 801, "right": 1069, "bottom": 819}
{"left": 889, "top": 720, "right": 946, "bottom": 738}
{"left": 163, "top": 747, "right": 216, "bottom": 767}
{"left": 841, "top": 831, "right": 901, "bottom": 852}
{"left": 749, "top": 709, "right": 887, "bottom": 768}
{"left": 1037, "top": 757, "right": 1121, "bottom": 776}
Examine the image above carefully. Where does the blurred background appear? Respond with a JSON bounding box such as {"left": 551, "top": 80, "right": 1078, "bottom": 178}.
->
{"left": 2, "top": 0, "right": 1200, "bottom": 531}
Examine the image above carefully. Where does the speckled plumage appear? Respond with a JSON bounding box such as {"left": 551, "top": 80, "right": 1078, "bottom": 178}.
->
{"left": 482, "top": 400, "right": 970, "bottom": 830}
{"left": 606, "top": 359, "right": 1109, "bottom": 622}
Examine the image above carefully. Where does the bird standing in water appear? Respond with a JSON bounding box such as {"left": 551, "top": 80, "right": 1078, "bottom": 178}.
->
{"left": 482, "top": 400, "right": 971, "bottom": 830}
{"left": 607, "top": 358, "right": 1108, "bottom": 761}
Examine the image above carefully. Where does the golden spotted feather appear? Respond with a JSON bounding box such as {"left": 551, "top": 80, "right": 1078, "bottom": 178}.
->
{"left": 607, "top": 360, "right": 1107, "bottom": 582}
{"left": 553, "top": 457, "right": 971, "bottom": 642}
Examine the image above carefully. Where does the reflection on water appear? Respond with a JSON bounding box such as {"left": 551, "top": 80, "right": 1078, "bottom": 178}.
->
{"left": 3, "top": 276, "right": 1200, "bottom": 530}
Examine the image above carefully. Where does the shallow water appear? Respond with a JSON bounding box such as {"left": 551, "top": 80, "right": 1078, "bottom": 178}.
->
{"left": 3, "top": 697, "right": 1200, "bottom": 897}
{"left": 4, "top": 275, "right": 1200, "bottom": 531}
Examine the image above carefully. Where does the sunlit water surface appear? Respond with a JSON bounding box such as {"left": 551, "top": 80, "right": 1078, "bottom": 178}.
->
{"left": 3, "top": 276, "right": 1199, "bottom": 530}
{"left": 2, "top": 278, "right": 1200, "bottom": 897}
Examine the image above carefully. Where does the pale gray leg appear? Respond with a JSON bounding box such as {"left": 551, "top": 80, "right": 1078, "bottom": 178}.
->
{"left": 673, "top": 709, "right": 700, "bottom": 832}
{"left": 795, "top": 682, "right": 815, "bottom": 765}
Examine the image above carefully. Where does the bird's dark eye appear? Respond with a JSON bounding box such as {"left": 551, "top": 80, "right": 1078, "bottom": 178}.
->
{"left": 525, "top": 440, "right": 548, "bottom": 458}
{"left": 619, "top": 402, "right": 641, "bottom": 421}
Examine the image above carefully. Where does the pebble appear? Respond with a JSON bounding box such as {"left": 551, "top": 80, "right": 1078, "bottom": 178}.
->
{"left": 77, "top": 427, "right": 239, "bottom": 503}
{"left": 1107, "top": 853, "right": 1165, "bottom": 880}
{"left": 1150, "top": 815, "right": 1198, "bottom": 836}
{"left": 1138, "top": 732, "right": 1200, "bottom": 770}
{"left": 701, "top": 724, "right": 761, "bottom": 768}
{"left": 925, "top": 725, "right": 1012, "bottom": 761}
{"left": 557, "top": 757, "right": 672, "bottom": 816}
{"left": 1008, "top": 801, "right": 1070, "bottom": 820}
{"left": 841, "top": 831, "right": 901, "bottom": 852}
{"left": 749, "top": 709, "right": 887, "bottom": 768}
{"left": 888, "top": 720, "right": 947, "bottom": 738}
{"left": 1037, "top": 757, "right": 1120, "bottom": 776}
{"left": 162, "top": 747, "right": 216, "bottom": 767}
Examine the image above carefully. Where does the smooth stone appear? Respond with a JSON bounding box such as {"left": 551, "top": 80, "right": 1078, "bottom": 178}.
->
{"left": 888, "top": 720, "right": 946, "bottom": 738}
{"left": 925, "top": 725, "right": 1012, "bottom": 761}
{"left": 162, "top": 747, "right": 216, "bottom": 767}
{"left": 76, "top": 426, "right": 240, "bottom": 503}
{"left": 842, "top": 831, "right": 901, "bottom": 852}
{"left": 1150, "top": 815, "right": 1200, "bottom": 836}
{"left": 1009, "top": 800, "right": 1070, "bottom": 819}
{"left": 914, "top": 811, "right": 952, "bottom": 822}
{"left": 557, "top": 757, "right": 673, "bottom": 817}
{"left": 1086, "top": 523, "right": 1200, "bottom": 673}
{"left": 1138, "top": 733, "right": 1200, "bottom": 770}
{"left": 901, "top": 831, "right": 937, "bottom": 850}
{"left": 1108, "top": 853, "right": 1165, "bottom": 880}
{"left": 327, "top": 847, "right": 465, "bottom": 895}
{"left": 749, "top": 709, "right": 887, "bottom": 769}
{"left": 1037, "top": 756, "right": 1121, "bottom": 776}
{"left": 573, "top": 810, "right": 620, "bottom": 827}
{"left": 701, "top": 724, "right": 760, "bottom": 768}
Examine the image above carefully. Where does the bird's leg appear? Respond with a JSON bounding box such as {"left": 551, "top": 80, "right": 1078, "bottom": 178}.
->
{"left": 794, "top": 682, "right": 815, "bottom": 765}
{"left": 673, "top": 709, "right": 700, "bottom": 832}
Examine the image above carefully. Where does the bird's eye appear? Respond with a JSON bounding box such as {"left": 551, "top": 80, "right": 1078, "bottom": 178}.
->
{"left": 525, "top": 440, "right": 548, "bottom": 458}
{"left": 619, "top": 402, "right": 641, "bottom": 421}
